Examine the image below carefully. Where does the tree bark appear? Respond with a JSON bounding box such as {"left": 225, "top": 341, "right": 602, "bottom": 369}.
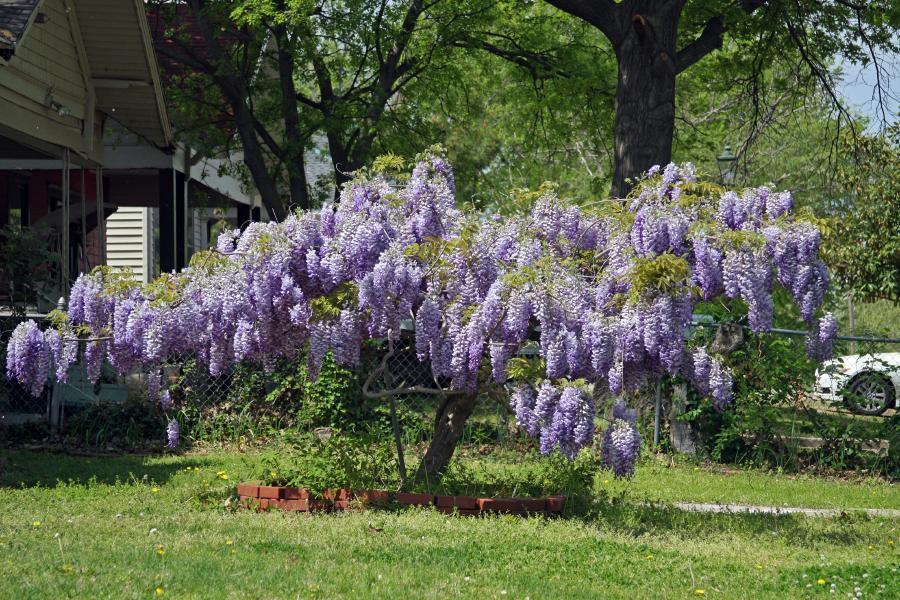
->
{"left": 413, "top": 391, "right": 479, "bottom": 483}
{"left": 611, "top": 6, "right": 680, "bottom": 198}
{"left": 273, "top": 20, "right": 310, "bottom": 211}
{"left": 184, "top": 0, "right": 288, "bottom": 221}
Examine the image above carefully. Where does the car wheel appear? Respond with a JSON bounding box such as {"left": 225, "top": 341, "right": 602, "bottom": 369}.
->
{"left": 844, "top": 372, "right": 895, "bottom": 416}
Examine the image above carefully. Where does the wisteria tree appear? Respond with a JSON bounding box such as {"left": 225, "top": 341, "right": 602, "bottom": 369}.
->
{"left": 6, "top": 151, "right": 836, "bottom": 481}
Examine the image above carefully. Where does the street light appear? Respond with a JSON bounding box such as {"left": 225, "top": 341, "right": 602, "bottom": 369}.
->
{"left": 716, "top": 144, "right": 738, "bottom": 186}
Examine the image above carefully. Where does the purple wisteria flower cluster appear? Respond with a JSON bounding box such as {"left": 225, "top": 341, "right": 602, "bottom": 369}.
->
{"left": 600, "top": 400, "right": 641, "bottom": 478}
{"left": 5, "top": 154, "right": 836, "bottom": 474}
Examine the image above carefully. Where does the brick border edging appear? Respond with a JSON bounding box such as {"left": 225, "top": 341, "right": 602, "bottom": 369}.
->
{"left": 236, "top": 483, "right": 564, "bottom": 516}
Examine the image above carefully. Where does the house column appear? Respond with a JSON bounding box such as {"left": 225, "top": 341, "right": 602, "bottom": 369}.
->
{"left": 61, "top": 149, "right": 70, "bottom": 296}
{"left": 159, "top": 168, "right": 188, "bottom": 273}
{"left": 236, "top": 202, "right": 250, "bottom": 230}
{"left": 96, "top": 166, "right": 105, "bottom": 265}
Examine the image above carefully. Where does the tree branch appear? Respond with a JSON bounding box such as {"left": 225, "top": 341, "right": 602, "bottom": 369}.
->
{"left": 544, "top": 0, "right": 622, "bottom": 45}
{"left": 675, "top": 16, "right": 724, "bottom": 74}
{"left": 452, "top": 36, "right": 574, "bottom": 80}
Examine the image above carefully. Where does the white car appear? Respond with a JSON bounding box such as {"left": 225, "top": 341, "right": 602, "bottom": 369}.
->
{"left": 815, "top": 352, "right": 900, "bottom": 415}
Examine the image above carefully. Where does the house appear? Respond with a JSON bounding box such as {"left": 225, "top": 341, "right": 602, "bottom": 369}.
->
{"left": 0, "top": 0, "right": 263, "bottom": 303}
{"left": 0, "top": 0, "right": 260, "bottom": 426}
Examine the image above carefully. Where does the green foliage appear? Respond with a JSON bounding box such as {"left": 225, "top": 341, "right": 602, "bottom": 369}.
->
{"left": 371, "top": 152, "right": 407, "bottom": 175}
{"left": 258, "top": 433, "right": 399, "bottom": 491}
{"left": 176, "top": 352, "right": 363, "bottom": 443}
{"left": 175, "top": 350, "right": 430, "bottom": 444}
{"left": 630, "top": 253, "right": 691, "bottom": 300}
{"left": 64, "top": 399, "right": 167, "bottom": 450}
{"left": 309, "top": 282, "right": 359, "bottom": 322}
{"left": 431, "top": 450, "right": 599, "bottom": 510}
{"left": 505, "top": 355, "right": 546, "bottom": 383}
{"left": 0, "top": 224, "right": 58, "bottom": 315}
{"left": 822, "top": 126, "right": 900, "bottom": 303}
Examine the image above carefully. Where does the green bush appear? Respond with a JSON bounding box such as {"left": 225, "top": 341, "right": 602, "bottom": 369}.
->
{"left": 65, "top": 398, "right": 166, "bottom": 449}
{"left": 175, "top": 349, "right": 431, "bottom": 444}
{"left": 257, "top": 433, "right": 399, "bottom": 491}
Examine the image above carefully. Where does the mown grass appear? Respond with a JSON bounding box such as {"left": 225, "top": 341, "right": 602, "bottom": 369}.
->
{"left": 0, "top": 448, "right": 897, "bottom": 599}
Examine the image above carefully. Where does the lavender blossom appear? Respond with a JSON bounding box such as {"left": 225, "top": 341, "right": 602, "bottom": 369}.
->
{"left": 166, "top": 418, "right": 180, "bottom": 449}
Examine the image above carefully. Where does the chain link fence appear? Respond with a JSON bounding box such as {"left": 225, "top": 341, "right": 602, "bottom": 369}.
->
{"left": 2, "top": 312, "right": 894, "bottom": 459}
{"left": 0, "top": 315, "right": 52, "bottom": 426}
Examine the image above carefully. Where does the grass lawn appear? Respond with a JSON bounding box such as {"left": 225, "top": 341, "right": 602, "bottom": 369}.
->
{"left": 0, "top": 447, "right": 897, "bottom": 599}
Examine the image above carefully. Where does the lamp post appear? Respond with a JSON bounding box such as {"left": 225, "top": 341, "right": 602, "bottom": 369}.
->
{"left": 716, "top": 144, "right": 738, "bottom": 186}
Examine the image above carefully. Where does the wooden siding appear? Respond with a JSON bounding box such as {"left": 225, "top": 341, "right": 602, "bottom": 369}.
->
{"left": 0, "top": 0, "right": 91, "bottom": 155}
{"left": 105, "top": 205, "right": 145, "bottom": 282}
{"left": 75, "top": 0, "right": 170, "bottom": 146}
{"left": 10, "top": 0, "right": 86, "bottom": 102}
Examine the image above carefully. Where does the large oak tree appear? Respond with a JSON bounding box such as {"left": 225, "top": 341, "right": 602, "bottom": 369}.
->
{"left": 542, "top": 0, "right": 898, "bottom": 196}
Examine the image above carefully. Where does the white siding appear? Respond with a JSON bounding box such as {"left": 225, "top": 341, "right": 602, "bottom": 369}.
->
{"left": 105, "top": 206, "right": 146, "bottom": 282}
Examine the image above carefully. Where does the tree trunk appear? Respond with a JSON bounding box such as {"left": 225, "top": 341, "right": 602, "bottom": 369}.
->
{"left": 669, "top": 382, "right": 697, "bottom": 456}
{"left": 413, "top": 392, "right": 479, "bottom": 484}
{"left": 274, "top": 21, "right": 310, "bottom": 211}
{"left": 611, "top": 7, "right": 679, "bottom": 198}
{"left": 184, "top": 0, "right": 288, "bottom": 221}
{"left": 230, "top": 101, "right": 287, "bottom": 221}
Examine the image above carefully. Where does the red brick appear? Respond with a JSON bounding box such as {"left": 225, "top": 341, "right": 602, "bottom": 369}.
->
{"left": 477, "top": 498, "right": 547, "bottom": 513}
{"left": 324, "top": 488, "right": 352, "bottom": 501}
{"left": 282, "top": 487, "right": 310, "bottom": 500}
{"left": 333, "top": 500, "right": 351, "bottom": 511}
{"left": 435, "top": 495, "right": 479, "bottom": 510}
{"left": 308, "top": 499, "right": 333, "bottom": 512}
{"left": 258, "top": 486, "right": 283, "bottom": 500}
{"left": 280, "top": 499, "right": 310, "bottom": 511}
{"left": 545, "top": 496, "right": 565, "bottom": 513}
{"left": 236, "top": 483, "right": 259, "bottom": 498}
{"left": 396, "top": 492, "right": 433, "bottom": 506}
{"left": 356, "top": 490, "right": 392, "bottom": 505}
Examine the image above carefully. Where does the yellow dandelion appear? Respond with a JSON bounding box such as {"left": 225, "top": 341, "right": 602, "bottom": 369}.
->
{"left": 692, "top": 467, "right": 700, "bottom": 472}
{"left": 888, "top": 539, "right": 894, "bottom": 545}
{"left": 61, "top": 564, "right": 74, "bottom": 573}
{"left": 226, "top": 539, "right": 234, "bottom": 546}
{"left": 755, "top": 564, "right": 763, "bottom": 569}
{"left": 602, "top": 479, "right": 609, "bottom": 485}
{"left": 219, "top": 474, "right": 229, "bottom": 481}
{"left": 151, "top": 487, "right": 160, "bottom": 493}
{"left": 155, "top": 586, "right": 165, "bottom": 596}
{"left": 646, "top": 554, "right": 654, "bottom": 560}
{"left": 32, "top": 520, "right": 41, "bottom": 527}
{"left": 817, "top": 578, "right": 826, "bottom": 585}
{"left": 868, "top": 545, "right": 875, "bottom": 551}
{"left": 155, "top": 545, "right": 165, "bottom": 556}
{"left": 694, "top": 589, "right": 705, "bottom": 595}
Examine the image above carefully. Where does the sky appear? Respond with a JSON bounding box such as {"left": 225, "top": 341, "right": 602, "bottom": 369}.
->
{"left": 837, "top": 52, "right": 899, "bottom": 132}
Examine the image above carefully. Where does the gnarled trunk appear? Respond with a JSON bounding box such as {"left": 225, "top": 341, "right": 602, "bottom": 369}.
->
{"left": 413, "top": 392, "right": 479, "bottom": 484}
{"left": 611, "top": 7, "right": 679, "bottom": 198}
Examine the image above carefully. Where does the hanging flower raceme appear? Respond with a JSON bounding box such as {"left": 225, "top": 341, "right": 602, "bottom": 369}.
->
{"left": 601, "top": 400, "right": 641, "bottom": 478}
{"left": 4, "top": 155, "right": 836, "bottom": 474}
